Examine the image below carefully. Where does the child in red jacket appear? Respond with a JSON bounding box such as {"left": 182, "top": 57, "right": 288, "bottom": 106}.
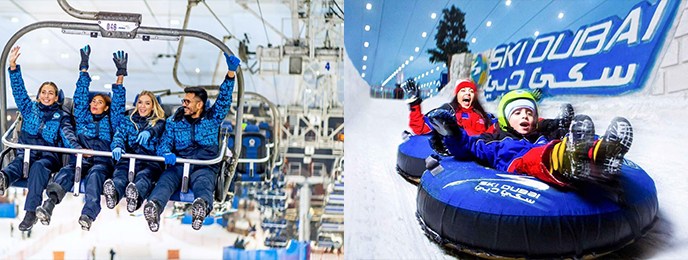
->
{"left": 405, "top": 78, "right": 493, "bottom": 136}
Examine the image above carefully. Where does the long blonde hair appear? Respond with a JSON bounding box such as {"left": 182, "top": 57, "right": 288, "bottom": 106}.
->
{"left": 130, "top": 91, "right": 165, "bottom": 132}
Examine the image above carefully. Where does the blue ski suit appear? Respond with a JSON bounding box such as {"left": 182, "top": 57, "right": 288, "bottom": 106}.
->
{"left": 147, "top": 75, "right": 235, "bottom": 213}
{"left": 109, "top": 101, "right": 166, "bottom": 204}
{"left": 48, "top": 72, "right": 125, "bottom": 220}
{"left": 2, "top": 65, "right": 81, "bottom": 212}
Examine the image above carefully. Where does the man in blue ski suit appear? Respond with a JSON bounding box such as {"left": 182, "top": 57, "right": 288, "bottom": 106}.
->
{"left": 143, "top": 53, "right": 241, "bottom": 232}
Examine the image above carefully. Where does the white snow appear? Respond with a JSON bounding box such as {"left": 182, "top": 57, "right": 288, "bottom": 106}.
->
{"left": 344, "top": 52, "right": 688, "bottom": 259}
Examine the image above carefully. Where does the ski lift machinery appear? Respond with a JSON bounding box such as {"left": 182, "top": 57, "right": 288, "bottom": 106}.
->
{"left": 0, "top": 0, "right": 245, "bottom": 203}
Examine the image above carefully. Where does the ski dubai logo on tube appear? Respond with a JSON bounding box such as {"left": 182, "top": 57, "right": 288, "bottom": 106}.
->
{"left": 480, "top": 0, "right": 680, "bottom": 101}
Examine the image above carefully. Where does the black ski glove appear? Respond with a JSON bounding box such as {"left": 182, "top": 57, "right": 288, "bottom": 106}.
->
{"left": 426, "top": 108, "right": 462, "bottom": 137}
{"left": 79, "top": 45, "right": 90, "bottom": 71}
{"left": 113, "top": 50, "right": 128, "bottom": 76}
{"left": 429, "top": 131, "right": 451, "bottom": 156}
{"left": 402, "top": 80, "right": 420, "bottom": 105}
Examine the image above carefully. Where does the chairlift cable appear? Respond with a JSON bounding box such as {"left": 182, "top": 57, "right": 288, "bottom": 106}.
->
{"left": 331, "top": 0, "right": 344, "bottom": 16}
{"left": 201, "top": 0, "right": 236, "bottom": 39}
{"left": 466, "top": 0, "right": 499, "bottom": 41}
{"left": 503, "top": 0, "right": 554, "bottom": 43}
{"left": 256, "top": 0, "right": 272, "bottom": 46}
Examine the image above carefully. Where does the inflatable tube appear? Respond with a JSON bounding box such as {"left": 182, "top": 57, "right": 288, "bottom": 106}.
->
{"left": 416, "top": 158, "right": 658, "bottom": 259}
{"left": 396, "top": 133, "right": 443, "bottom": 184}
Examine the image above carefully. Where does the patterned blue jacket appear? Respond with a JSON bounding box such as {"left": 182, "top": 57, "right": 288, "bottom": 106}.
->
{"left": 73, "top": 72, "right": 125, "bottom": 153}
{"left": 9, "top": 65, "right": 81, "bottom": 158}
{"left": 111, "top": 106, "right": 166, "bottom": 157}
{"left": 157, "top": 75, "right": 234, "bottom": 162}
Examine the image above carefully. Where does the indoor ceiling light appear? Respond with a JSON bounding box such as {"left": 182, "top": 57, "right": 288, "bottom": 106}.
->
{"left": 170, "top": 19, "right": 180, "bottom": 25}
{"left": 103, "top": 84, "right": 111, "bottom": 89}
{"left": 195, "top": 68, "right": 200, "bottom": 73}
{"left": 365, "top": 25, "right": 370, "bottom": 31}
{"left": 92, "top": 75, "right": 100, "bottom": 80}
{"left": 415, "top": 47, "right": 419, "bottom": 52}
{"left": 362, "top": 65, "right": 367, "bottom": 70}
{"left": 486, "top": 21, "right": 492, "bottom": 27}
{"left": 60, "top": 53, "right": 69, "bottom": 59}
{"left": 364, "top": 41, "right": 369, "bottom": 47}
{"left": 471, "top": 38, "right": 476, "bottom": 43}
{"left": 366, "top": 3, "right": 372, "bottom": 10}
{"left": 421, "top": 32, "right": 427, "bottom": 37}
{"left": 431, "top": 13, "right": 437, "bottom": 19}
{"left": 363, "top": 55, "right": 367, "bottom": 61}
{"left": 534, "top": 31, "right": 540, "bottom": 37}
{"left": 558, "top": 12, "right": 564, "bottom": 19}
{"left": 409, "top": 56, "right": 414, "bottom": 61}
{"left": 11, "top": 17, "right": 19, "bottom": 23}
{"left": 405, "top": 60, "right": 409, "bottom": 65}
{"left": 42, "top": 39, "right": 49, "bottom": 44}
{"left": 506, "top": 0, "right": 512, "bottom": 6}
{"left": 361, "top": 73, "right": 365, "bottom": 78}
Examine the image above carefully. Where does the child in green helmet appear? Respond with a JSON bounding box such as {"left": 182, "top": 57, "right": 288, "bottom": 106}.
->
{"left": 426, "top": 89, "right": 634, "bottom": 189}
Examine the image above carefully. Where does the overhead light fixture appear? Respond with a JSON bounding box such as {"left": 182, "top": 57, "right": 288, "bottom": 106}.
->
{"left": 365, "top": 25, "right": 370, "bottom": 31}
{"left": 443, "top": 64, "right": 446, "bottom": 67}
{"left": 431, "top": 13, "right": 437, "bottom": 19}
{"left": 471, "top": 38, "right": 476, "bottom": 43}
{"left": 363, "top": 55, "right": 367, "bottom": 61}
{"left": 431, "top": 69, "right": 434, "bottom": 73}
{"left": 405, "top": 60, "right": 409, "bottom": 65}
{"left": 60, "top": 53, "right": 69, "bottom": 59}
{"left": 11, "top": 17, "right": 19, "bottom": 23}
{"left": 42, "top": 39, "right": 49, "bottom": 44}
{"left": 534, "top": 31, "right": 540, "bottom": 37}
{"left": 421, "top": 32, "right": 427, "bottom": 38}
{"left": 409, "top": 56, "right": 414, "bottom": 61}
{"left": 170, "top": 19, "right": 180, "bottom": 25}
{"left": 195, "top": 68, "right": 200, "bottom": 73}
{"left": 103, "top": 84, "right": 111, "bottom": 89}
{"left": 414, "top": 47, "right": 419, "bottom": 52}
{"left": 362, "top": 65, "right": 367, "bottom": 70}
{"left": 506, "top": 0, "right": 512, "bottom": 6}
{"left": 558, "top": 12, "right": 564, "bottom": 19}
{"left": 486, "top": 21, "right": 492, "bottom": 27}
{"left": 361, "top": 73, "right": 366, "bottom": 78}
{"left": 402, "top": 63, "right": 405, "bottom": 68}
{"left": 366, "top": 3, "right": 372, "bottom": 10}
{"left": 6, "top": 115, "right": 10, "bottom": 121}
{"left": 364, "top": 41, "right": 369, "bottom": 47}
{"left": 92, "top": 75, "right": 100, "bottom": 80}
{"left": 425, "top": 72, "right": 429, "bottom": 76}
{"left": 436, "top": 66, "right": 439, "bottom": 70}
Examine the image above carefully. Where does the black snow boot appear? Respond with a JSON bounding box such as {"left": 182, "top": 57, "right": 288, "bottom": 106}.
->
{"left": 79, "top": 214, "right": 93, "bottom": 231}
{"left": 191, "top": 198, "right": 209, "bottom": 230}
{"left": 591, "top": 117, "right": 634, "bottom": 177}
{"left": 35, "top": 198, "right": 57, "bottom": 226}
{"left": 18, "top": 211, "right": 37, "bottom": 231}
{"left": 125, "top": 183, "right": 141, "bottom": 213}
{"left": 143, "top": 200, "right": 161, "bottom": 232}
{"left": 0, "top": 171, "right": 8, "bottom": 197}
{"left": 552, "top": 115, "right": 596, "bottom": 181}
{"left": 102, "top": 179, "right": 119, "bottom": 210}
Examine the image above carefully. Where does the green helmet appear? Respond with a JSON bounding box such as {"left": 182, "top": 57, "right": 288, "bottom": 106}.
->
{"left": 497, "top": 90, "right": 539, "bottom": 131}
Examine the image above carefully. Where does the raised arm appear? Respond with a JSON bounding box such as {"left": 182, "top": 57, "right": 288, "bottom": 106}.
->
{"left": 110, "top": 50, "right": 128, "bottom": 127}
{"left": 208, "top": 53, "right": 240, "bottom": 121}
{"left": 8, "top": 47, "right": 34, "bottom": 117}
{"left": 74, "top": 45, "right": 92, "bottom": 124}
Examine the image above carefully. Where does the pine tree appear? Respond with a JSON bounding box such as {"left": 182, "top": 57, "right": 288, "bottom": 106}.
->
{"left": 428, "top": 6, "right": 469, "bottom": 65}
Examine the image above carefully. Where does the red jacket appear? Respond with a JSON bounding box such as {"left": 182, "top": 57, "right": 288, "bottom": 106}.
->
{"left": 409, "top": 102, "right": 492, "bottom": 136}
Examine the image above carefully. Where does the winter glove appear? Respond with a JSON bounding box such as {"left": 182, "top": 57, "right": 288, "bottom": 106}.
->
{"left": 426, "top": 108, "right": 462, "bottom": 137}
{"left": 402, "top": 80, "right": 420, "bottom": 105}
{"left": 163, "top": 152, "right": 177, "bottom": 165}
{"left": 429, "top": 131, "right": 451, "bottom": 156}
{"left": 112, "top": 147, "right": 124, "bottom": 161}
{"left": 135, "top": 131, "right": 151, "bottom": 146}
{"left": 113, "top": 50, "right": 128, "bottom": 76}
{"left": 79, "top": 45, "right": 90, "bottom": 71}
{"left": 224, "top": 53, "right": 241, "bottom": 72}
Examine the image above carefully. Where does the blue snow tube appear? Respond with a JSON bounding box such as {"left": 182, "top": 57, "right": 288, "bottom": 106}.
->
{"left": 396, "top": 133, "right": 445, "bottom": 184}
{"left": 416, "top": 158, "right": 658, "bottom": 259}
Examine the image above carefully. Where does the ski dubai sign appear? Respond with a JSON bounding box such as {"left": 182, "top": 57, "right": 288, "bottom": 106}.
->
{"left": 478, "top": 0, "right": 680, "bottom": 101}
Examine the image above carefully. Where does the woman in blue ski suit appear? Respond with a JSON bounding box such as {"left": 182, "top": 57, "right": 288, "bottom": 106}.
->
{"left": 36, "top": 46, "right": 126, "bottom": 231}
{"left": 0, "top": 46, "right": 81, "bottom": 231}
{"left": 103, "top": 90, "right": 166, "bottom": 213}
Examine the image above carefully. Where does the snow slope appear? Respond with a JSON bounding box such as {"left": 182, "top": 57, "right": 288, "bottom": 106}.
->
{"left": 344, "top": 53, "right": 688, "bottom": 259}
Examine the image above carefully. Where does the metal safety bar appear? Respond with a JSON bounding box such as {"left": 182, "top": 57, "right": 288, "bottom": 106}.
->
{"left": 0, "top": 19, "right": 245, "bottom": 202}
{"left": 2, "top": 119, "right": 229, "bottom": 196}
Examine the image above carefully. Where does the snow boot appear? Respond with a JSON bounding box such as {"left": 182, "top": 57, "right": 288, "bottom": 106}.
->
{"left": 35, "top": 198, "right": 56, "bottom": 225}
{"left": 550, "top": 115, "right": 596, "bottom": 181}
{"left": 18, "top": 211, "right": 37, "bottom": 231}
{"left": 591, "top": 117, "right": 634, "bottom": 177}
{"left": 191, "top": 198, "right": 209, "bottom": 230}
{"left": 125, "top": 182, "right": 141, "bottom": 213}
{"left": 102, "top": 179, "right": 119, "bottom": 209}
{"left": 143, "top": 200, "right": 161, "bottom": 232}
{"left": 78, "top": 214, "right": 93, "bottom": 231}
{"left": 0, "top": 171, "right": 7, "bottom": 197}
